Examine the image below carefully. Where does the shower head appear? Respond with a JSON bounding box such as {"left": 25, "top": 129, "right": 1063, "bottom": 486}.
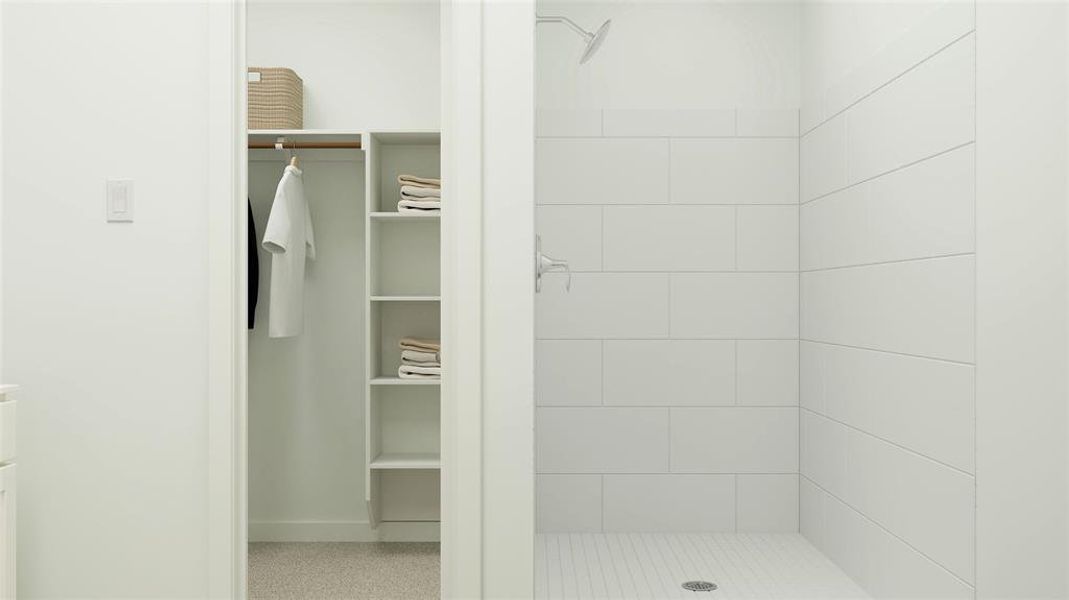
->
{"left": 579, "top": 19, "right": 612, "bottom": 64}
{"left": 537, "top": 15, "right": 612, "bottom": 64}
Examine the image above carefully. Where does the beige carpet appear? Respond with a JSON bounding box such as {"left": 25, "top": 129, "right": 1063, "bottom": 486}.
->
{"left": 249, "top": 542, "right": 440, "bottom": 600}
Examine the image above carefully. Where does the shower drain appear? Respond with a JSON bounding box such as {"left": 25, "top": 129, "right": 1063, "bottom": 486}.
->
{"left": 682, "top": 580, "right": 718, "bottom": 593}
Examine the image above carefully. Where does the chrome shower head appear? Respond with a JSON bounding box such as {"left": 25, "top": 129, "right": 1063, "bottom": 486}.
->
{"left": 579, "top": 19, "right": 612, "bottom": 64}
{"left": 537, "top": 14, "right": 612, "bottom": 64}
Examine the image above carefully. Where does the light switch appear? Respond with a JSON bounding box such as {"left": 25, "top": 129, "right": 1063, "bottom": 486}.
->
{"left": 106, "top": 179, "right": 134, "bottom": 222}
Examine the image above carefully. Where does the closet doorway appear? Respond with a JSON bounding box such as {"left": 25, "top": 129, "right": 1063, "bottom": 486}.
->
{"left": 243, "top": 2, "right": 443, "bottom": 598}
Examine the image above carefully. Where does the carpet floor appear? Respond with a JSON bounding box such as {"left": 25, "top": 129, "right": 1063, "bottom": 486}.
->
{"left": 248, "top": 542, "right": 440, "bottom": 600}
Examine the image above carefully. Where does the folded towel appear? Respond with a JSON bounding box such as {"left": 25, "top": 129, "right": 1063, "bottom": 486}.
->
{"left": 400, "top": 185, "right": 442, "bottom": 199}
{"left": 397, "top": 174, "right": 441, "bottom": 189}
{"left": 399, "top": 364, "right": 441, "bottom": 379}
{"left": 398, "top": 199, "right": 441, "bottom": 213}
{"left": 402, "top": 349, "right": 440, "bottom": 363}
{"left": 400, "top": 337, "right": 441, "bottom": 352}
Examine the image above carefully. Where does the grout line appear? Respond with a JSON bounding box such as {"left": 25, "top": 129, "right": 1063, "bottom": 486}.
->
{"left": 733, "top": 339, "right": 739, "bottom": 406}
{"left": 971, "top": 25, "right": 979, "bottom": 589}
{"left": 799, "top": 30, "right": 976, "bottom": 137}
{"left": 600, "top": 475, "right": 605, "bottom": 532}
{"left": 800, "top": 252, "right": 975, "bottom": 274}
{"left": 800, "top": 407, "right": 975, "bottom": 478}
{"left": 800, "top": 141, "right": 975, "bottom": 206}
{"left": 600, "top": 339, "right": 605, "bottom": 407}
{"left": 800, "top": 474, "right": 976, "bottom": 590}
{"left": 734, "top": 474, "right": 740, "bottom": 533}
{"left": 733, "top": 205, "right": 740, "bottom": 271}
{"left": 799, "top": 338, "right": 975, "bottom": 367}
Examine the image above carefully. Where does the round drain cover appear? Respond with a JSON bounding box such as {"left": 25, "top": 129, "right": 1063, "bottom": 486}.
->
{"left": 682, "top": 580, "right": 718, "bottom": 592}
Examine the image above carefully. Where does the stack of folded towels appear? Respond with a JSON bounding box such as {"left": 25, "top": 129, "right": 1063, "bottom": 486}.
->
{"left": 397, "top": 174, "right": 441, "bottom": 214}
{"left": 398, "top": 337, "right": 441, "bottom": 379}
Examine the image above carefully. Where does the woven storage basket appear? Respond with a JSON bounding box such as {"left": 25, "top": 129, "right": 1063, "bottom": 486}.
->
{"left": 248, "top": 67, "right": 303, "bottom": 129}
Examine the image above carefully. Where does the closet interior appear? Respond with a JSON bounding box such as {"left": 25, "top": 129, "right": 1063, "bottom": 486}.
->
{"left": 245, "top": 2, "right": 442, "bottom": 597}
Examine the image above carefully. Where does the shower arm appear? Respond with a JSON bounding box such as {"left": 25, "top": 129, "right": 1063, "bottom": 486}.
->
{"left": 536, "top": 15, "right": 595, "bottom": 42}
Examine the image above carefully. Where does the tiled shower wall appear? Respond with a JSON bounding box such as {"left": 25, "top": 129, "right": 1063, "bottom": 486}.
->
{"left": 535, "top": 108, "right": 801, "bottom": 533}
{"left": 798, "top": 2, "right": 977, "bottom": 598}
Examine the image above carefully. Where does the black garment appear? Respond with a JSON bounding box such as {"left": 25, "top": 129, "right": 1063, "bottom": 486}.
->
{"left": 248, "top": 200, "right": 259, "bottom": 329}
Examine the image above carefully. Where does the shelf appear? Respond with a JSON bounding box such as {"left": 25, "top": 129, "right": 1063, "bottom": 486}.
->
{"left": 370, "top": 212, "right": 440, "bottom": 221}
{"left": 370, "top": 295, "right": 440, "bottom": 302}
{"left": 370, "top": 377, "right": 441, "bottom": 386}
{"left": 370, "top": 131, "right": 441, "bottom": 145}
{"left": 370, "top": 452, "right": 441, "bottom": 470}
{"left": 249, "top": 129, "right": 363, "bottom": 142}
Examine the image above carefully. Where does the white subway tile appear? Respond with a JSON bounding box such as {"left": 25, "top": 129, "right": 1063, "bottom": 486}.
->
{"left": 864, "top": 144, "right": 975, "bottom": 262}
{"left": 537, "top": 205, "right": 603, "bottom": 272}
{"left": 603, "top": 340, "right": 734, "bottom": 406}
{"left": 671, "top": 139, "right": 798, "bottom": 204}
{"left": 822, "top": 2, "right": 976, "bottom": 119}
{"left": 803, "top": 341, "right": 974, "bottom": 472}
{"left": 737, "top": 205, "right": 799, "bottom": 271}
{"left": 800, "top": 186, "right": 870, "bottom": 270}
{"left": 821, "top": 490, "right": 974, "bottom": 599}
{"left": 603, "top": 475, "right": 735, "bottom": 532}
{"left": 603, "top": 206, "right": 735, "bottom": 271}
{"left": 846, "top": 35, "right": 975, "bottom": 183}
{"left": 799, "top": 477, "right": 825, "bottom": 549}
{"left": 670, "top": 407, "right": 798, "bottom": 473}
{"left": 670, "top": 273, "right": 799, "bottom": 339}
{"left": 844, "top": 431, "right": 976, "bottom": 583}
{"left": 537, "top": 138, "right": 669, "bottom": 205}
{"left": 802, "top": 140, "right": 975, "bottom": 272}
{"left": 536, "top": 340, "right": 602, "bottom": 407}
{"left": 737, "top": 340, "right": 799, "bottom": 406}
{"left": 602, "top": 109, "right": 735, "bottom": 137}
{"left": 736, "top": 109, "right": 799, "bottom": 137}
{"left": 737, "top": 474, "right": 799, "bottom": 532}
{"left": 800, "top": 114, "right": 847, "bottom": 201}
{"left": 800, "top": 411, "right": 848, "bottom": 499}
{"left": 800, "top": 255, "right": 975, "bottom": 362}
{"left": 537, "top": 408, "right": 669, "bottom": 473}
{"left": 537, "top": 108, "right": 602, "bottom": 137}
{"left": 537, "top": 474, "right": 603, "bottom": 532}
{"left": 537, "top": 273, "right": 669, "bottom": 339}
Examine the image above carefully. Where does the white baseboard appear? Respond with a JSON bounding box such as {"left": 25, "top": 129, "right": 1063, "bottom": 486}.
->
{"left": 249, "top": 520, "right": 439, "bottom": 543}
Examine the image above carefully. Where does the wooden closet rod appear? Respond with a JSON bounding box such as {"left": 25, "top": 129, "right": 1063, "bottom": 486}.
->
{"left": 248, "top": 140, "right": 362, "bottom": 150}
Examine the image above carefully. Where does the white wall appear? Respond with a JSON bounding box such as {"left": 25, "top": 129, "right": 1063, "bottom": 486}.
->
{"left": 248, "top": 0, "right": 439, "bottom": 130}
{"left": 975, "top": 2, "right": 1068, "bottom": 597}
{"left": 247, "top": 153, "right": 367, "bottom": 541}
{"left": 537, "top": 1, "right": 800, "bottom": 110}
{"left": 2, "top": 2, "right": 212, "bottom": 597}
{"left": 246, "top": 0, "right": 439, "bottom": 540}
{"left": 535, "top": 1, "right": 803, "bottom": 534}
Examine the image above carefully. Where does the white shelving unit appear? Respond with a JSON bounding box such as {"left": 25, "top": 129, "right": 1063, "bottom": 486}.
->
{"left": 364, "top": 131, "right": 442, "bottom": 533}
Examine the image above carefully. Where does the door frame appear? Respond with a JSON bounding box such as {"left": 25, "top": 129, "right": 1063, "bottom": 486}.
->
{"left": 205, "top": 1, "right": 535, "bottom": 598}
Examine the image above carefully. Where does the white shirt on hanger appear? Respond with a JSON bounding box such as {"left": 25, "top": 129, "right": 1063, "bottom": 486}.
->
{"left": 262, "top": 165, "right": 316, "bottom": 338}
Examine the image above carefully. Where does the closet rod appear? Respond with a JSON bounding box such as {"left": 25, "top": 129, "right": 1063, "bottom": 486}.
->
{"left": 247, "top": 140, "right": 362, "bottom": 149}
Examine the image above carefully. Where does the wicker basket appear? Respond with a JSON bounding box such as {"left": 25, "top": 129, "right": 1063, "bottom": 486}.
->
{"left": 248, "top": 67, "right": 303, "bottom": 129}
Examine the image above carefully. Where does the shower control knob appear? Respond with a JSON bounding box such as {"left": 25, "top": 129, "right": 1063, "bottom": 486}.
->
{"left": 535, "top": 235, "right": 572, "bottom": 293}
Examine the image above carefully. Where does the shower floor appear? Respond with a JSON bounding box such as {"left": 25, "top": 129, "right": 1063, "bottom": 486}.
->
{"left": 536, "top": 533, "right": 868, "bottom": 599}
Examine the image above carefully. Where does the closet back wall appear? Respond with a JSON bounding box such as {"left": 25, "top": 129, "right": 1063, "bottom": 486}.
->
{"left": 248, "top": 0, "right": 440, "bottom": 130}
{"left": 246, "top": 0, "right": 439, "bottom": 541}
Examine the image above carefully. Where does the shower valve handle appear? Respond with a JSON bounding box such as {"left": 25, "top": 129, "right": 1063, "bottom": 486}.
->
{"left": 536, "top": 236, "right": 572, "bottom": 293}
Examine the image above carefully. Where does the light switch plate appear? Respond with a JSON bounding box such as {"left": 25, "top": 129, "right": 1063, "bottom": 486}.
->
{"left": 106, "top": 179, "right": 134, "bottom": 222}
